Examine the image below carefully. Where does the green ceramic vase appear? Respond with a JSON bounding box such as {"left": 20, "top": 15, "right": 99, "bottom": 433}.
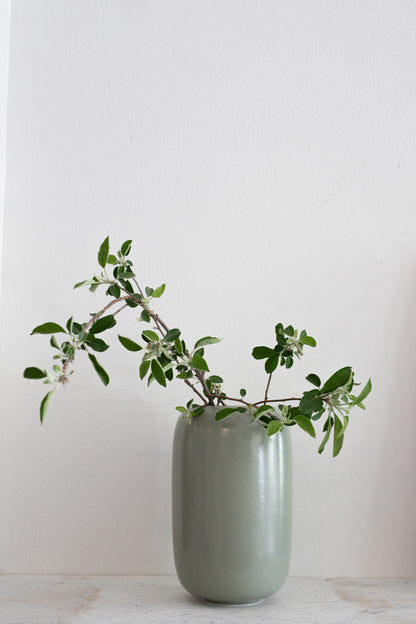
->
{"left": 172, "top": 405, "right": 292, "bottom": 605}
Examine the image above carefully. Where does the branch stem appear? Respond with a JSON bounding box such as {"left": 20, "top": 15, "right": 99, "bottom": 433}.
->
{"left": 184, "top": 379, "right": 207, "bottom": 404}
{"left": 82, "top": 295, "right": 132, "bottom": 333}
{"left": 252, "top": 397, "right": 302, "bottom": 406}
{"left": 113, "top": 303, "right": 129, "bottom": 317}
{"left": 61, "top": 295, "right": 132, "bottom": 377}
{"left": 264, "top": 373, "right": 272, "bottom": 404}
{"left": 132, "top": 277, "right": 144, "bottom": 299}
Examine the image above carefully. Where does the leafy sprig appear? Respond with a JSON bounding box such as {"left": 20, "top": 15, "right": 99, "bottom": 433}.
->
{"left": 24, "top": 237, "right": 372, "bottom": 456}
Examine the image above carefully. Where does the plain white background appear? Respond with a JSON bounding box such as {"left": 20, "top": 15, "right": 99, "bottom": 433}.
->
{"left": 0, "top": 0, "right": 10, "bottom": 276}
{"left": 1, "top": 0, "right": 415, "bottom": 577}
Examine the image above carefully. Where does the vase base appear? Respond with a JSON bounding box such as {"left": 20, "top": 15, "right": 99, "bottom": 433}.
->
{"left": 203, "top": 598, "right": 264, "bottom": 607}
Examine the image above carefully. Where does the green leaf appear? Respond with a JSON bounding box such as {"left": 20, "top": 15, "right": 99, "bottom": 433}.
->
{"left": 299, "top": 389, "right": 323, "bottom": 415}
{"left": 321, "top": 367, "right": 352, "bottom": 394}
{"left": 24, "top": 367, "right": 47, "bottom": 379}
{"left": 139, "top": 359, "right": 150, "bottom": 380}
{"left": 311, "top": 408, "right": 325, "bottom": 421}
{"left": 318, "top": 418, "right": 333, "bottom": 454}
{"left": 165, "top": 328, "right": 181, "bottom": 342}
{"left": 152, "top": 284, "right": 166, "bottom": 298}
{"left": 107, "top": 254, "right": 117, "bottom": 264}
{"left": 118, "top": 279, "right": 134, "bottom": 294}
{"left": 300, "top": 335, "right": 316, "bottom": 347}
{"left": 117, "top": 270, "right": 135, "bottom": 279}
{"left": 267, "top": 420, "right": 282, "bottom": 436}
{"left": 351, "top": 378, "right": 372, "bottom": 406}
{"left": 294, "top": 415, "right": 316, "bottom": 438}
{"left": 88, "top": 353, "right": 110, "bottom": 386}
{"left": 285, "top": 356, "right": 293, "bottom": 369}
{"left": 174, "top": 337, "right": 183, "bottom": 354}
{"left": 175, "top": 406, "right": 187, "bottom": 414}
{"left": 40, "top": 390, "right": 55, "bottom": 423}
{"left": 240, "top": 388, "right": 247, "bottom": 397}
{"left": 147, "top": 373, "right": 155, "bottom": 386}
{"left": 346, "top": 374, "right": 355, "bottom": 393}
{"left": 176, "top": 371, "right": 190, "bottom": 379}
{"left": 84, "top": 336, "right": 109, "bottom": 352}
{"left": 333, "top": 414, "right": 344, "bottom": 457}
{"left": 141, "top": 310, "right": 150, "bottom": 322}
{"left": 252, "top": 346, "right": 275, "bottom": 360}
{"left": 89, "top": 282, "right": 101, "bottom": 293}
{"left": 215, "top": 407, "right": 240, "bottom": 421}
{"left": 126, "top": 298, "right": 139, "bottom": 308}
{"left": 142, "top": 330, "right": 159, "bottom": 342}
{"left": 98, "top": 236, "right": 109, "bottom": 268}
{"left": 339, "top": 414, "right": 349, "bottom": 437}
{"left": 74, "top": 279, "right": 96, "bottom": 289}
{"left": 50, "top": 335, "right": 59, "bottom": 349}
{"left": 208, "top": 375, "right": 223, "bottom": 384}
{"left": 306, "top": 373, "right": 321, "bottom": 387}
{"left": 151, "top": 359, "right": 166, "bottom": 387}
{"left": 31, "top": 322, "right": 66, "bottom": 335}
{"left": 118, "top": 335, "right": 142, "bottom": 352}
{"left": 275, "top": 328, "right": 286, "bottom": 345}
{"left": 108, "top": 283, "right": 121, "bottom": 298}
{"left": 253, "top": 404, "right": 274, "bottom": 421}
{"left": 120, "top": 239, "right": 132, "bottom": 256}
{"left": 190, "top": 353, "right": 209, "bottom": 372}
{"left": 194, "top": 336, "right": 221, "bottom": 350}
{"left": 265, "top": 353, "right": 280, "bottom": 373}
{"left": 66, "top": 317, "right": 74, "bottom": 333}
{"left": 90, "top": 315, "right": 116, "bottom": 334}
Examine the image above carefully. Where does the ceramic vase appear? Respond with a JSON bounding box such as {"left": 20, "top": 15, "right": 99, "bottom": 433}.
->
{"left": 172, "top": 405, "right": 292, "bottom": 605}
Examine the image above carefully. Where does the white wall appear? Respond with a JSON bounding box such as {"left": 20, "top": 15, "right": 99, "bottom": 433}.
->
{"left": 0, "top": 0, "right": 11, "bottom": 276}
{"left": 1, "top": 0, "right": 416, "bottom": 577}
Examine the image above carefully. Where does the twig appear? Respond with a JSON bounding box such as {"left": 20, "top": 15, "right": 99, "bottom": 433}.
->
{"left": 193, "top": 370, "right": 214, "bottom": 405}
{"left": 184, "top": 379, "right": 207, "bottom": 404}
{"left": 216, "top": 395, "right": 302, "bottom": 407}
{"left": 150, "top": 312, "right": 169, "bottom": 333}
{"left": 132, "top": 276, "right": 144, "bottom": 298}
{"left": 264, "top": 373, "right": 272, "bottom": 404}
{"left": 217, "top": 395, "right": 250, "bottom": 406}
{"left": 82, "top": 295, "right": 132, "bottom": 333}
{"left": 62, "top": 295, "right": 132, "bottom": 377}
{"left": 252, "top": 397, "right": 302, "bottom": 406}
{"left": 77, "top": 282, "right": 222, "bottom": 407}
{"left": 113, "top": 303, "right": 129, "bottom": 317}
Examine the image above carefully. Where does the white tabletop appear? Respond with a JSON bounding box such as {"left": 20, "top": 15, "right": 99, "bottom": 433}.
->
{"left": 1, "top": 575, "right": 415, "bottom": 624}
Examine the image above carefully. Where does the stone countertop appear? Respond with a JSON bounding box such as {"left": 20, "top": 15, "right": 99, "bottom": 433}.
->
{"left": 1, "top": 575, "right": 415, "bottom": 624}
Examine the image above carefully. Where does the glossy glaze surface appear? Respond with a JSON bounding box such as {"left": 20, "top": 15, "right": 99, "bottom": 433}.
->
{"left": 172, "top": 406, "right": 292, "bottom": 604}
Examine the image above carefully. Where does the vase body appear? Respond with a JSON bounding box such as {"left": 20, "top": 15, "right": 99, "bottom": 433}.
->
{"left": 172, "top": 406, "right": 292, "bottom": 604}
